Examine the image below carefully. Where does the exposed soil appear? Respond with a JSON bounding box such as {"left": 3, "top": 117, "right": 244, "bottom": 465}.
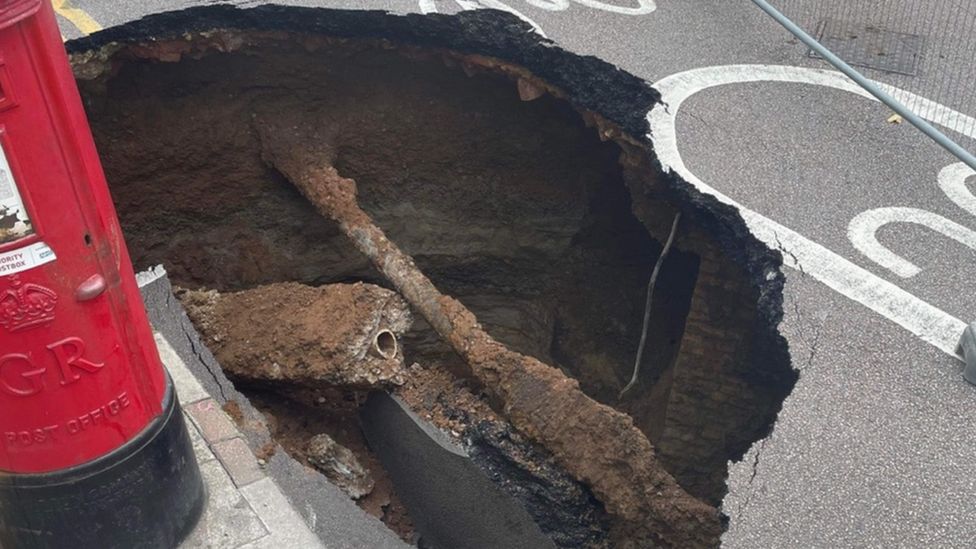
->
{"left": 85, "top": 40, "right": 705, "bottom": 542}
{"left": 244, "top": 385, "right": 415, "bottom": 540}
{"left": 396, "top": 364, "right": 611, "bottom": 548}
{"left": 180, "top": 281, "right": 417, "bottom": 540}
{"left": 180, "top": 282, "right": 412, "bottom": 388}
{"left": 83, "top": 39, "right": 680, "bottom": 396}
{"left": 70, "top": 11, "right": 796, "bottom": 547}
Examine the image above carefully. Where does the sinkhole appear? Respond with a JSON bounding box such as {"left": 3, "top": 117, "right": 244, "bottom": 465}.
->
{"left": 70, "top": 6, "right": 796, "bottom": 548}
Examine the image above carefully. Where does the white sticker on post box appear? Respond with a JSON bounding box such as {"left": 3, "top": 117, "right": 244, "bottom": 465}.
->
{"left": 0, "top": 142, "right": 32, "bottom": 245}
{"left": 0, "top": 242, "right": 56, "bottom": 276}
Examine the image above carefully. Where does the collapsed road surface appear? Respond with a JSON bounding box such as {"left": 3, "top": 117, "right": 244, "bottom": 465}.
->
{"left": 68, "top": 6, "right": 797, "bottom": 547}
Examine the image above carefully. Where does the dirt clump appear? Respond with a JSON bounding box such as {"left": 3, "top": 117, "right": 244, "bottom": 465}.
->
{"left": 180, "top": 280, "right": 419, "bottom": 538}
{"left": 246, "top": 387, "right": 415, "bottom": 540}
{"left": 396, "top": 364, "right": 612, "bottom": 548}
{"left": 306, "top": 433, "right": 374, "bottom": 499}
{"left": 180, "top": 282, "right": 412, "bottom": 389}
{"left": 221, "top": 400, "right": 245, "bottom": 424}
{"left": 396, "top": 364, "right": 496, "bottom": 439}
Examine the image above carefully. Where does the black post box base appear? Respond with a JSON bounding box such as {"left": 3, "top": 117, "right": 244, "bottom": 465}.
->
{"left": 0, "top": 380, "right": 205, "bottom": 548}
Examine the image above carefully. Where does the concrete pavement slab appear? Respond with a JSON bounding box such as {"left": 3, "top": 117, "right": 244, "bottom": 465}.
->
{"left": 213, "top": 437, "right": 267, "bottom": 488}
{"left": 186, "top": 399, "right": 241, "bottom": 445}
{"left": 185, "top": 410, "right": 217, "bottom": 464}
{"left": 180, "top": 460, "right": 270, "bottom": 549}
{"left": 239, "top": 478, "right": 327, "bottom": 549}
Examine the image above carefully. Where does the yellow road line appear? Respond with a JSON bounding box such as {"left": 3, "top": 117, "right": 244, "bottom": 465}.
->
{"left": 52, "top": 0, "right": 101, "bottom": 36}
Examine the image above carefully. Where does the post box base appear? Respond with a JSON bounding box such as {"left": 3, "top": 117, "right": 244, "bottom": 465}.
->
{"left": 0, "top": 380, "right": 205, "bottom": 549}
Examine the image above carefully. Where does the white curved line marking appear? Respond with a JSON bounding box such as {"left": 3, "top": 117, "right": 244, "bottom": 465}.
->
{"left": 848, "top": 207, "right": 976, "bottom": 279}
{"left": 571, "top": 0, "right": 656, "bottom": 15}
{"left": 420, "top": 0, "right": 657, "bottom": 19}
{"left": 522, "top": 0, "right": 570, "bottom": 10}
{"left": 649, "top": 64, "right": 969, "bottom": 358}
{"left": 938, "top": 162, "right": 976, "bottom": 217}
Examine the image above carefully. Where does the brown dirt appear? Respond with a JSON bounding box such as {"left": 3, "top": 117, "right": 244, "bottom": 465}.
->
{"left": 179, "top": 281, "right": 418, "bottom": 538}
{"left": 246, "top": 386, "right": 415, "bottom": 541}
{"left": 441, "top": 298, "right": 722, "bottom": 548}
{"left": 84, "top": 40, "right": 673, "bottom": 401}
{"left": 221, "top": 400, "right": 245, "bottom": 425}
{"left": 179, "top": 282, "right": 412, "bottom": 389}
{"left": 74, "top": 34, "right": 774, "bottom": 547}
{"left": 257, "top": 108, "right": 721, "bottom": 547}
{"left": 396, "top": 363, "right": 498, "bottom": 438}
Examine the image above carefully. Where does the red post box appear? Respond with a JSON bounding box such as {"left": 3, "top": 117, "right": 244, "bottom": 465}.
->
{"left": 0, "top": 1, "right": 204, "bottom": 546}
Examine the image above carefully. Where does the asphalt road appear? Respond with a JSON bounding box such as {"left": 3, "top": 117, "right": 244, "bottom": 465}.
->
{"left": 55, "top": 1, "right": 976, "bottom": 547}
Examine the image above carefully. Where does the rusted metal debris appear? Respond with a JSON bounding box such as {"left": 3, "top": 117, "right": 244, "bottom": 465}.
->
{"left": 257, "top": 116, "right": 722, "bottom": 548}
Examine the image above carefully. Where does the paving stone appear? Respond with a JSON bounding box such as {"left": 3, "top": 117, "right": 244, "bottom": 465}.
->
{"left": 239, "top": 478, "right": 325, "bottom": 549}
{"left": 186, "top": 411, "right": 216, "bottom": 464}
{"left": 180, "top": 460, "right": 269, "bottom": 548}
{"left": 213, "top": 437, "right": 266, "bottom": 488}
{"left": 187, "top": 398, "right": 239, "bottom": 443}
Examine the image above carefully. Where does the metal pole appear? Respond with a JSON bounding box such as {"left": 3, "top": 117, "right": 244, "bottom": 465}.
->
{"left": 750, "top": 0, "right": 976, "bottom": 173}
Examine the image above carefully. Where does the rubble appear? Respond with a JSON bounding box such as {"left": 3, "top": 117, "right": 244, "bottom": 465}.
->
{"left": 306, "top": 433, "right": 375, "bottom": 500}
{"left": 179, "top": 282, "right": 412, "bottom": 389}
{"left": 393, "top": 365, "right": 611, "bottom": 548}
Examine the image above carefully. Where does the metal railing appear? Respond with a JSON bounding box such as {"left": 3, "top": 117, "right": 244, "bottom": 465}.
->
{"left": 751, "top": 0, "right": 976, "bottom": 172}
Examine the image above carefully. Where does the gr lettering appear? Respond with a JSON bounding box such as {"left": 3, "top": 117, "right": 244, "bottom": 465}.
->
{"left": 0, "top": 354, "right": 45, "bottom": 396}
{"left": 0, "top": 337, "right": 105, "bottom": 397}
{"left": 47, "top": 337, "right": 104, "bottom": 385}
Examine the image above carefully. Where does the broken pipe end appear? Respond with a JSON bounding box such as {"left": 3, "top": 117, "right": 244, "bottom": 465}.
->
{"left": 371, "top": 329, "right": 398, "bottom": 360}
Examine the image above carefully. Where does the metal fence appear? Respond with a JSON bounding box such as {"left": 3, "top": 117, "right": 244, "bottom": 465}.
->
{"left": 752, "top": 0, "right": 976, "bottom": 171}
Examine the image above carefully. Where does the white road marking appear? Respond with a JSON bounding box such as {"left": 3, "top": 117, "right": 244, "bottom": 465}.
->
{"left": 522, "top": 0, "right": 569, "bottom": 9}
{"left": 417, "top": 0, "right": 657, "bottom": 27}
{"left": 570, "top": 0, "right": 656, "bottom": 15}
{"left": 649, "top": 64, "right": 971, "bottom": 358}
{"left": 848, "top": 207, "right": 976, "bottom": 278}
{"left": 938, "top": 162, "right": 976, "bottom": 217}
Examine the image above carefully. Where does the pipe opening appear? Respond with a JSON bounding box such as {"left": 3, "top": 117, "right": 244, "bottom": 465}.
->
{"left": 373, "top": 330, "right": 398, "bottom": 360}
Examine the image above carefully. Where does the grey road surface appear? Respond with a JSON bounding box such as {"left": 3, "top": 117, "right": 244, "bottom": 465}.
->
{"left": 56, "top": 1, "right": 976, "bottom": 547}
